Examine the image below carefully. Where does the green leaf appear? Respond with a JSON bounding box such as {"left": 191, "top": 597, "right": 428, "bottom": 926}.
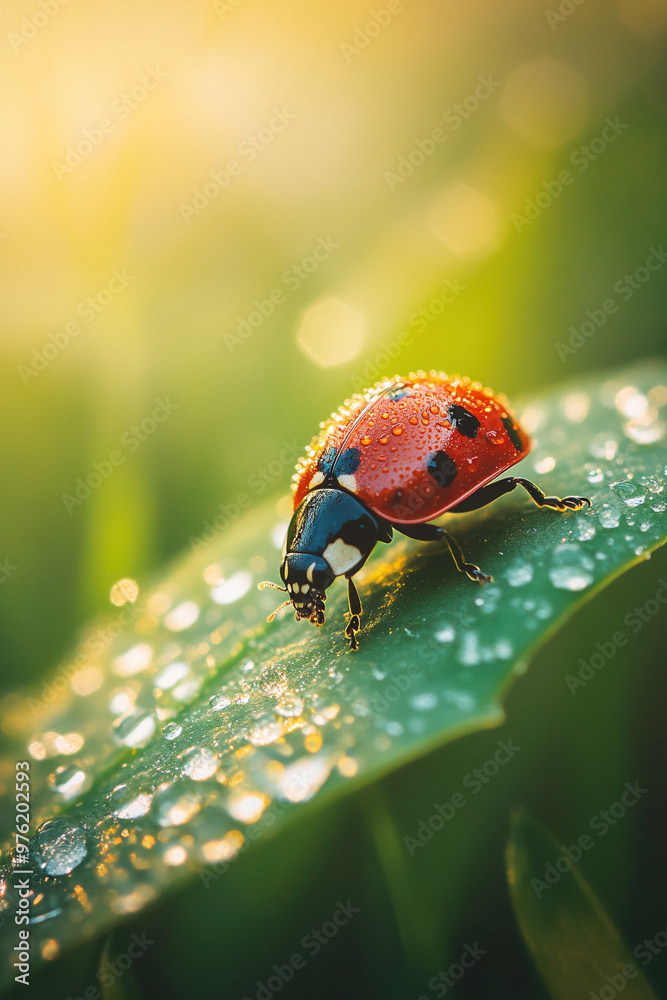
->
{"left": 1, "top": 359, "right": 666, "bottom": 987}
{"left": 99, "top": 932, "right": 144, "bottom": 1000}
{"left": 506, "top": 808, "right": 658, "bottom": 1000}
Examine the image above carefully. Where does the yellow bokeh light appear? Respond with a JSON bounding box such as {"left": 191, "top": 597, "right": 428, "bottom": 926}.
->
{"left": 296, "top": 297, "right": 366, "bottom": 368}
{"left": 429, "top": 182, "right": 502, "bottom": 259}
{"left": 499, "top": 56, "right": 588, "bottom": 150}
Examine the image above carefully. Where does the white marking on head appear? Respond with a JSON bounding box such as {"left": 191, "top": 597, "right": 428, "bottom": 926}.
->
{"left": 337, "top": 474, "right": 358, "bottom": 493}
{"left": 284, "top": 561, "right": 289, "bottom": 579}
{"left": 323, "top": 538, "right": 362, "bottom": 577}
{"left": 293, "top": 582, "right": 300, "bottom": 593}
{"left": 306, "top": 561, "right": 316, "bottom": 583}
{"left": 302, "top": 583, "right": 309, "bottom": 594}
{"left": 309, "top": 470, "right": 325, "bottom": 489}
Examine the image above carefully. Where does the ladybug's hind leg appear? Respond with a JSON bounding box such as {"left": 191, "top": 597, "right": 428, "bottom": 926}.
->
{"left": 394, "top": 522, "right": 492, "bottom": 585}
{"left": 449, "top": 476, "right": 591, "bottom": 514}
{"left": 344, "top": 575, "right": 363, "bottom": 651}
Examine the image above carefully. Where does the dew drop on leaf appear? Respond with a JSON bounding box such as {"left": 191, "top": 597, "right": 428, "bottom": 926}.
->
{"left": 31, "top": 817, "right": 87, "bottom": 876}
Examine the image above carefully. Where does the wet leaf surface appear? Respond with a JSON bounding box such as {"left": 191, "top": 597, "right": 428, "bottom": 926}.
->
{"left": 1, "top": 360, "right": 666, "bottom": 986}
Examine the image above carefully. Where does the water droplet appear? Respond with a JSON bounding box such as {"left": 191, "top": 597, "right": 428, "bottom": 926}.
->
{"left": 494, "top": 639, "right": 513, "bottom": 659}
{"left": 391, "top": 425, "right": 404, "bottom": 435}
{"left": 549, "top": 543, "right": 594, "bottom": 590}
{"left": 181, "top": 746, "right": 220, "bottom": 781}
{"left": 372, "top": 667, "right": 387, "bottom": 680}
{"left": 459, "top": 632, "right": 480, "bottom": 665}
{"left": 226, "top": 791, "right": 269, "bottom": 824}
{"left": 154, "top": 661, "right": 189, "bottom": 690}
{"left": 212, "top": 571, "right": 252, "bottom": 605}
{"left": 164, "top": 600, "right": 200, "bottom": 631}
{"left": 505, "top": 558, "right": 533, "bottom": 587}
{"left": 113, "top": 643, "right": 153, "bottom": 677}
{"left": 31, "top": 817, "right": 87, "bottom": 876}
{"left": 650, "top": 500, "right": 666, "bottom": 513}
{"left": 275, "top": 696, "right": 304, "bottom": 718}
{"left": 562, "top": 392, "right": 590, "bottom": 423}
{"left": 610, "top": 480, "right": 648, "bottom": 508}
{"left": 599, "top": 506, "right": 622, "bottom": 529}
{"left": 586, "top": 467, "right": 604, "bottom": 484}
{"left": 209, "top": 693, "right": 232, "bottom": 710}
{"left": 624, "top": 416, "right": 665, "bottom": 444}
{"left": 279, "top": 756, "right": 331, "bottom": 802}
{"left": 534, "top": 456, "right": 555, "bottom": 474}
{"left": 589, "top": 435, "right": 618, "bottom": 461}
{"left": 435, "top": 625, "right": 455, "bottom": 642}
{"left": 162, "top": 722, "right": 183, "bottom": 741}
{"left": 411, "top": 693, "right": 437, "bottom": 710}
{"left": 576, "top": 520, "right": 596, "bottom": 541}
{"left": 110, "top": 783, "right": 153, "bottom": 819}
{"left": 48, "top": 764, "right": 90, "bottom": 801}
{"left": 259, "top": 663, "right": 288, "bottom": 698}
{"left": 615, "top": 386, "right": 649, "bottom": 418}
{"left": 113, "top": 709, "right": 156, "bottom": 748}
{"left": 153, "top": 781, "right": 202, "bottom": 826}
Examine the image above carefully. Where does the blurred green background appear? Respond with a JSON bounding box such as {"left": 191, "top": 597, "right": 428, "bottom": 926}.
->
{"left": 1, "top": 0, "right": 666, "bottom": 996}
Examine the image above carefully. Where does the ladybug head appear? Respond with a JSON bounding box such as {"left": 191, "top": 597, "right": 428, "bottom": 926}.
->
{"left": 280, "top": 552, "right": 334, "bottom": 624}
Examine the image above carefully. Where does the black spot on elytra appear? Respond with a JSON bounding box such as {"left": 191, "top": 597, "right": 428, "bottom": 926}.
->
{"left": 501, "top": 415, "right": 524, "bottom": 452}
{"left": 387, "top": 386, "right": 416, "bottom": 402}
{"left": 335, "top": 447, "right": 361, "bottom": 475}
{"left": 448, "top": 404, "right": 480, "bottom": 439}
{"left": 427, "top": 449, "right": 458, "bottom": 488}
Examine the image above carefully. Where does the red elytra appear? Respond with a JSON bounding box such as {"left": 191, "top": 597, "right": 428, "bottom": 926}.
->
{"left": 292, "top": 371, "right": 531, "bottom": 523}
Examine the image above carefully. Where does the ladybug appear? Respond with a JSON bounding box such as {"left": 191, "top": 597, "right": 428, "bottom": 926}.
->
{"left": 260, "top": 371, "right": 591, "bottom": 650}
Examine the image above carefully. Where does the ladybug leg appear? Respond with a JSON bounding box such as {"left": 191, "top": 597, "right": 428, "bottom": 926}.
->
{"left": 449, "top": 476, "right": 591, "bottom": 513}
{"left": 344, "top": 575, "right": 362, "bottom": 651}
{"left": 394, "top": 522, "right": 492, "bottom": 585}
{"left": 512, "top": 477, "right": 592, "bottom": 512}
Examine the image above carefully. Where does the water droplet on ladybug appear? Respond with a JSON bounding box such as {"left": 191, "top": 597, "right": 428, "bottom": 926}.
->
{"left": 379, "top": 435, "right": 389, "bottom": 445}
{"left": 392, "top": 425, "right": 403, "bottom": 435}
{"left": 360, "top": 435, "right": 371, "bottom": 446}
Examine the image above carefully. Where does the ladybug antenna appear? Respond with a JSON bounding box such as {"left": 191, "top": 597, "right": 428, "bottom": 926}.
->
{"left": 258, "top": 580, "right": 287, "bottom": 593}
{"left": 266, "top": 599, "right": 292, "bottom": 622}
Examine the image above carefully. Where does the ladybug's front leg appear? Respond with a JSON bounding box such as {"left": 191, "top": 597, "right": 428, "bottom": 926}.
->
{"left": 344, "top": 575, "right": 363, "bottom": 651}
{"left": 394, "top": 522, "right": 492, "bottom": 585}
